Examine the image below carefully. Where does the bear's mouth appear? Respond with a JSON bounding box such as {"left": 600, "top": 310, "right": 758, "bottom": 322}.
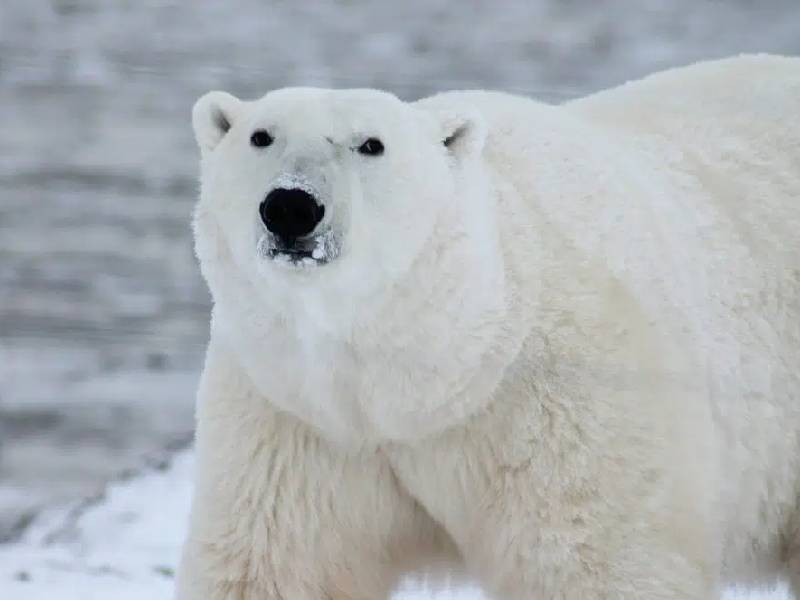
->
{"left": 258, "top": 229, "right": 340, "bottom": 268}
{"left": 269, "top": 245, "right": 321, "bottom": 265}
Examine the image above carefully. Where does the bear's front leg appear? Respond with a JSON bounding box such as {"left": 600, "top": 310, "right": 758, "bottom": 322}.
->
{"left": 463, "top": 467, "right": 721, "bottom": 600}
{"left": 391, "top": 385, "right": 722, "bottom": 600}
{"left": 175, "top": 338, "right": 454, "bottom": 600}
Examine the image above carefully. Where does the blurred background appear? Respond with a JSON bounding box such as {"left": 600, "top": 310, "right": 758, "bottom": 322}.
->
{"left": 1, "top": 0, "right": 799, "bottom": 546}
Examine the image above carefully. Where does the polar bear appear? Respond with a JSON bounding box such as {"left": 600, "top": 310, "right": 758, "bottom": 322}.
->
{"left": 176, "top": 55, "right": 800, "bottom": 600}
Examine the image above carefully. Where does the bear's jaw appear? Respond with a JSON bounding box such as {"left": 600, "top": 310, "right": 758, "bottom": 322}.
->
{"left": 257, "top": 228, "right": 340, "bottom": 269}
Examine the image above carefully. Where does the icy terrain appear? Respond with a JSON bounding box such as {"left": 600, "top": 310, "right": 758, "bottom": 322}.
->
{"left": 0, "top": 452, "right": 789, "bottom": 599}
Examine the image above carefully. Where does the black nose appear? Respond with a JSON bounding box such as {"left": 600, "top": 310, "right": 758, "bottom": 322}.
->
{"left": 259, "top": 188, "right": 325, "bottom": 244}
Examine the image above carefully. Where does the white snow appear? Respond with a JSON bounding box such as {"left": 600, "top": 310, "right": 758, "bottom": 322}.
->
{"left": 0, "top": 452, "right": 194, "bottom": 600}
{"left": 0, "top": 450, "right": 789, "bottom": 599}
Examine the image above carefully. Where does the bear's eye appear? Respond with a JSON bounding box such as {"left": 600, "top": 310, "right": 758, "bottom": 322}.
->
{"left": 250, "top": 129, "right": 274, "bottom": 148}
{"left": 357, "top": 137, "right": 384, "bottom": 156}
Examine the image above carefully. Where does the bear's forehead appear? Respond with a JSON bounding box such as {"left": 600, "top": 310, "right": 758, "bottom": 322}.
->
{"left": 248, "top": 87, "right": 409, "bottom": 132}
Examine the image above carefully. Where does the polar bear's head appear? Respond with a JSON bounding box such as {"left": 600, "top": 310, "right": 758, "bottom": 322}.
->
{"left": 192, "top": 87, "right": 492, "bottom": 325}
{"left": 191, "top": 87, "right": 515, "bottom": 441}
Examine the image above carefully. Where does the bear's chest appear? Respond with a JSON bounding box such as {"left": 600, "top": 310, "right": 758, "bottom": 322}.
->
{"left": 228, "top": 319, "right": 368, "bottom": 441}
{"left": 216, "top": 301, "right": 518, "bottom": 446}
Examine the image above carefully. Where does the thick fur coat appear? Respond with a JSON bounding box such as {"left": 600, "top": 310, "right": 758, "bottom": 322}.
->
{"left": 176, "top": 55, "right": 800, "bottom": 599}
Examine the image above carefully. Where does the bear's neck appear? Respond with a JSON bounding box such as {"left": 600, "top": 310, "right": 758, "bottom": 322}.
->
{"left": 213, "top": 198, "right": 532, "bottom": 447}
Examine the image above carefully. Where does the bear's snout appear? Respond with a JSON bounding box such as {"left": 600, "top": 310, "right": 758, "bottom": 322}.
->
{"left": 260, "top": 188, "right": 325, "bottom": 246}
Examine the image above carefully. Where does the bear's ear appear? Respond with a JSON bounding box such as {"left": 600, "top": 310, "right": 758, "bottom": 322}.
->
{"left": 192, "top": 91, "right": 243, "bottom": 153}
{"left": 421, "top": 103, "right": 487, "bottom": 160}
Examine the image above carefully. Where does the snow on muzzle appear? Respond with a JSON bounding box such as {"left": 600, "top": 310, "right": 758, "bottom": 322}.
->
{"left": 258, "top": 173, "right": 340, "bottom": 266}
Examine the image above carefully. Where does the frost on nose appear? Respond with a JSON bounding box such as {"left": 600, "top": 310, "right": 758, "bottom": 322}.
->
{"left": 261, "top": 173, "right": 326, "bottom": 238}
{"left": 257, "top": 169, "right": 341, "bottom": 265}
{"left": 260, "top": 188, "right": 325, "bottom": 244}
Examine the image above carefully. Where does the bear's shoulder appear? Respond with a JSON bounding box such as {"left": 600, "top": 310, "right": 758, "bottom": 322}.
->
{"left": 566, "top": 54, "right": 800, "bottom": 131}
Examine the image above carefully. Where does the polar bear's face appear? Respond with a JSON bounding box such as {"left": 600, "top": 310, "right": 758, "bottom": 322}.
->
{"left": 191, "top": 88, "right": 508, "bottom": 441}
{"left": 192, "top": 87, "right": 488, "bottom": 323}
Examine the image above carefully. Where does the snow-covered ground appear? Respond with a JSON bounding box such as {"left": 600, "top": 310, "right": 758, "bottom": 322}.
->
{"left": 0, "top": 450, "right": 789, "bottom": 599}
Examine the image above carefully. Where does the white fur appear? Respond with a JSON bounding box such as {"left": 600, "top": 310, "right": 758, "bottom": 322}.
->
{"left": 176, "top": 55, "right": 800, "bottom": 599}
